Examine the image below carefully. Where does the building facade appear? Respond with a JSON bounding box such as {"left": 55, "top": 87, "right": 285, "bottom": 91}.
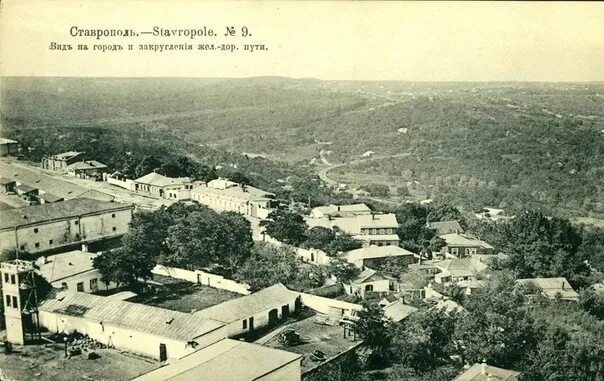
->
{"left": 41, "top": 151, "right": 85, "bottom": 171}
{"left": 133, "top": 172, "right": 194, "bottom": 200}
{"left": 0, "top": 198, "right": 133, "bottom": 254}
{"left": 0, "top": 138, "right": 19, "bottom": 156}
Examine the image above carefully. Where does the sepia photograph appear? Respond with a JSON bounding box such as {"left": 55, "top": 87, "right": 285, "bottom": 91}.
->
{"left": 0, "top": 1, "right": 603, "bottom": 380}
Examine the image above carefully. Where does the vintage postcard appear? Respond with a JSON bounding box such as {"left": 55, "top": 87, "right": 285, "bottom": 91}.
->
{"left": 0, "top": 1, "right": 603, "bottom": 381}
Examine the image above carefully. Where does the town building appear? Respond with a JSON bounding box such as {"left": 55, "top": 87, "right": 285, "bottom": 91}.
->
{"left": 134, "top": 172, "right": 194, "bottom": 200}
{"left": 381, "top": 299, "right": 418, "bottom": 322}
{"left": 0, "top": 198, "right": 133, "bottom": 254}
{"left": 38, "top": 291, "right": 228, "bottom": 360}
{"left": 306, "top": 212, "right": 400, "bottom": 247}
{"left": 309, "top": 203, "right": 372, "bottom": 219}
{"left": 41, "top": 151, "right": 85, "bottom": 171}
{"left": 433, "top": 258, "right": 492, "bottom": 285}
{"left": 453, "top": 362, "right": 521, "bottom": 381}
{"left": 66, "top": 160, "right": 109, "bottom": 179}
{"left": 15, "top": 183, "right": 38, "bottom": 204}
{"left": 34, "top": 250, "right": 116, "bottom": 293}
{"left": 133, "top": 338, "right": 302, "bottom": 381}
{"left": 439, "top": 233, "right": 494, "bottom": 258}
{"left": 474, "top": 207, "right": 515, "bottom": 222}
{"left": 344, "top": 268, "right": 395, "bottom": 298}
{"left": 516, "top": 277, "right": 580, "bottom": 302}
{"left": 0, "top": 138, "right": 19, "bottom": 156}
{"left": 0, "top": 177, "right": 17, "bottom": 193}
{"left": 342, "top": 245, "right": 415, "bottom": 269}
{"left": 191, "top": 178, "right": 277, "bottom": 219}
{"left": 193, "top": 283, "right": 301, "bottom": 337}
{"left": 427, "top": 220, "right": 465, "bottom": 235}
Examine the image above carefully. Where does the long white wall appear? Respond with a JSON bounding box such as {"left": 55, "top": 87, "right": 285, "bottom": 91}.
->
{"left": 152, "top": 265, "right": 251, "bottom": 295}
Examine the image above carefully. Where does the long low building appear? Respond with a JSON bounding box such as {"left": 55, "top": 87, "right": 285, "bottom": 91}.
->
{"left": 191, "top": 178, "right": 277, "bottom": 219}
{"left": 306, "top": 212, "right": 400, "bottom": 247}
{"left": 194, "top": 283, "right": 300, "bottom": 337}
{"left": 38, "top": 291, "right": 228, "bottom": 360}
{"left": 132, "top": 338, "right": 302, "bottom": 381}
{"left": 0, "top": 198, "right": 133, "bottom": 254}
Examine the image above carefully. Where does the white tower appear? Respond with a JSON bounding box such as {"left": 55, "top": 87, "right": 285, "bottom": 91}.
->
{"left": 1, "top": 260, "right": 40, "bottom": 345}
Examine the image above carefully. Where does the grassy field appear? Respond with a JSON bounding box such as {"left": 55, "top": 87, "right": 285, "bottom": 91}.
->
{"left": 132, "top": 281, "right": 241, "bottom": 313}
{"left": 0, "top": 346, "right": 158, "bottom": 381}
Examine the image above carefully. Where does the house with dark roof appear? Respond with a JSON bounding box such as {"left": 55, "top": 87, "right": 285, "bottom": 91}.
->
{"left": 38, "top": 291, "right": 228, "bottom": 360}
{"left": 0, "top": 138, "right": 19, "bottom": 157}
{"left": 0, "top": 177, "right": 16, "bottom": 193}
{"left": 0, "top": 198, "right": 133, "bottom": 254}
{"left": 42, "top": 151, "right": 85, "bottom": 171}
{"left": 66, "top": 160, "right": 109, "bottom": 179}
{"left": 453, "top": 362, "right": 520, "bottom": 381}
{"left": 194, "top": 283, "right": 301, "bottom": 337}
{"left": 427, "top": 220, "right": 465, "bottom": 235}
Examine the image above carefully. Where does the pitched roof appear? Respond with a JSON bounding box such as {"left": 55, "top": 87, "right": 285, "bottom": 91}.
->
{"left": 135, "top": 172, "right": 191, "bottom": 187}
{"left": 75, "top": 189, "right": 115, "bottom": 202}
{"left": 311, "top": 203, "right": 371, "bottom": 217}
{"left": 440, "top": 233, "right": 494, "bottom": 249}
{"left": 193, "top": 283, "right": 299, "bottom": 323}
{"left": 192, "top": 183, "right": 274, "bottom": 203}
{"left": 0, "top": 198, "right": 132, "bottom": 230}
{"left": 453, "top": 363, "right": 520, "bottom": 381}
{"left": 37, "top": 192, "right": 64, "bottom": 203}
{"left": 427, "top": 220, "right": 464, "bottom": 235}
{"left": 15, "top": 184, "right": 37, "bottom": 194}
{"left": 516, "top": 277, "right": 579, "bottom": 300}
{"left": 434, "top": 258, "right": 490, "bottom": 278}
{"left": 133, "top": 339, "right": 301, "bottom": 381}
{"left": 52, "top": 151, "right": 83, "bottom": 160}
{"left": 66, "top": 161, "right": 108, "bottom": 170}
{"left": 383, "top": 301, "right": 417, "bottom": 322}
{"left": 344, "top": 245, "right": 414, "bottom": 263}
{"left": 35, "top": 250, "right": 98, "bottom": 283}
{"left": 306, "top": 213, "right": 399, "bottom": 235}
{"left": 39, "top": 292, "right": 224, "bottom": 342}
{"left": 0, "top": 177, "right": 16, "bottom": 185}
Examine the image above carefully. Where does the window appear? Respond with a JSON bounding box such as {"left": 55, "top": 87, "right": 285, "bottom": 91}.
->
{"left": 5, "top": 295, "right": 11, "bottom": 307}
{"left": 112, "top": 227, "right": 117, "bottom": 232}
{"left": 76, "top": 282, "right": 84, "bottom": 292}
{"left": 33, "top": 228, "right": 38, "bottom": 233}
{"left": 372, "top": 228, "right": 377, "bottom": 235}
{"left": 90, "top": 278, "right": 98, "bottom": 292}
{"left": 3, "top": 273, "right": 8, "bottom": 283}
{"left": 377, "top": 242, "right": 383, "bottom": 247}
{"left": 74, "top": 220, "right": 79, "bottom": 225}
{"left": 12, "top": 296, "right": 17, "bottom": 309}
{"left": 10, "top": 274, "right": 16, "bottom": 284}
{"left": 35, "top": 242, "right": 40, "bottom": 248}
{"left": 20, "top": 245, "right": 25, "bottom": 250}
{"left": 379, "top": 228, "right": 385, "bottom": 234}
{"left": 242, "top": 319, "right": 248, "bottom": 330}
{"left": 111, "top": 213, "right": 116, "bottom": 218}
{"left": 451, "top": 248, "right": 459, "bottom": 256}
{"left": 61, "top": 282, "right": 68, "bottom": 290}
{"left": 49, "top": 239, "right": 53, "bottom": 245}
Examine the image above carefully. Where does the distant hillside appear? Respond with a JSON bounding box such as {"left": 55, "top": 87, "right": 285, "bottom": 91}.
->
{"left": 2, "top": 77, "right": 603, "bottom": 216}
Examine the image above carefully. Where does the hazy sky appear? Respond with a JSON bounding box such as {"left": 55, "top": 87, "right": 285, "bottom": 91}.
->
{"left": 1, "top": 1, "right": 603, "bottom": 81}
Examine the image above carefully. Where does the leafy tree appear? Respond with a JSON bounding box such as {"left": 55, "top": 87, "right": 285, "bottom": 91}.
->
{"left": 261, "top": 209, "right": 308, "bottom": 246}
{"left": 360, "top": 184, "right": 391, "bottom": 198}
{"left": 229, "top": 171, "right": 251, "bottom": 185}
{"left": 0, "top": 249, "right": 34, "bottom": 262}
{"left": 390, "top": 308, "right": 458, "bottom": 371}
{"left": 134, "top": 155, "right": 162, "bottom": 178}
{"left": 326, "top": 257, "right": 361, "bottom": 283}
{"left": 324, "top": 233, "right": 363, "bottom": 256}
{"left": 93, "top": 247, "right": 156, "bottom": 288}
{"left": 579, "top": 287, "right": 604, "bottom": 319}
{"left": 303, "top": 226, "right": 336, "bottom": 250}
{"left": 354, "top": 301, "right": 392, "bottom": 368}
{"left": 234, "top": 243, "right": 298, "bottom": 291}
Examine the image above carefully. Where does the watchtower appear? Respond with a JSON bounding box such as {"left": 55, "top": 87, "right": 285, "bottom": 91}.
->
{"left": 1, "top": 260, "right": 41, "bottom": 344}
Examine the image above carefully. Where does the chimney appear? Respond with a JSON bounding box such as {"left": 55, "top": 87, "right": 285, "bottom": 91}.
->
{"left": 372, "top": 213, "right": 376, "bottom": 220}
{"left": 561, "top": 281, "right": 565, "bottom": 290}
{"left": 481, "top": 360, "right": 487, "bottom": 375}
{"left": 81, "top": 243, "right": 89, "bottom": 252}
{"left": 337, "top": 205, "right": 341, "bottom": 211}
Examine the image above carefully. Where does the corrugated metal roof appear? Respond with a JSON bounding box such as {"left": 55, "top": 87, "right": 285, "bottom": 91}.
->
{"left": 193, "top": 283, "right": 299, "bottom": 323}
{"left": 39, "top": 292, "right": 225, "bottom": 342}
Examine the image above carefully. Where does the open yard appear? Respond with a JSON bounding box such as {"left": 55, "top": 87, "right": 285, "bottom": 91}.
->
{"left": 0, "top": 345, "right": 158, "bottom": 381}
{"left": 132, "top": 279, "right": 241, "bottom": 313}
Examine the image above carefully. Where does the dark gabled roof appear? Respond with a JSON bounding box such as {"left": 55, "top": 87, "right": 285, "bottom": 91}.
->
{"left": 0, "top": 198, "right": 132, "bottom": 230}
{"left": 428, "top": 220, "right": 464, "bottom": 235}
